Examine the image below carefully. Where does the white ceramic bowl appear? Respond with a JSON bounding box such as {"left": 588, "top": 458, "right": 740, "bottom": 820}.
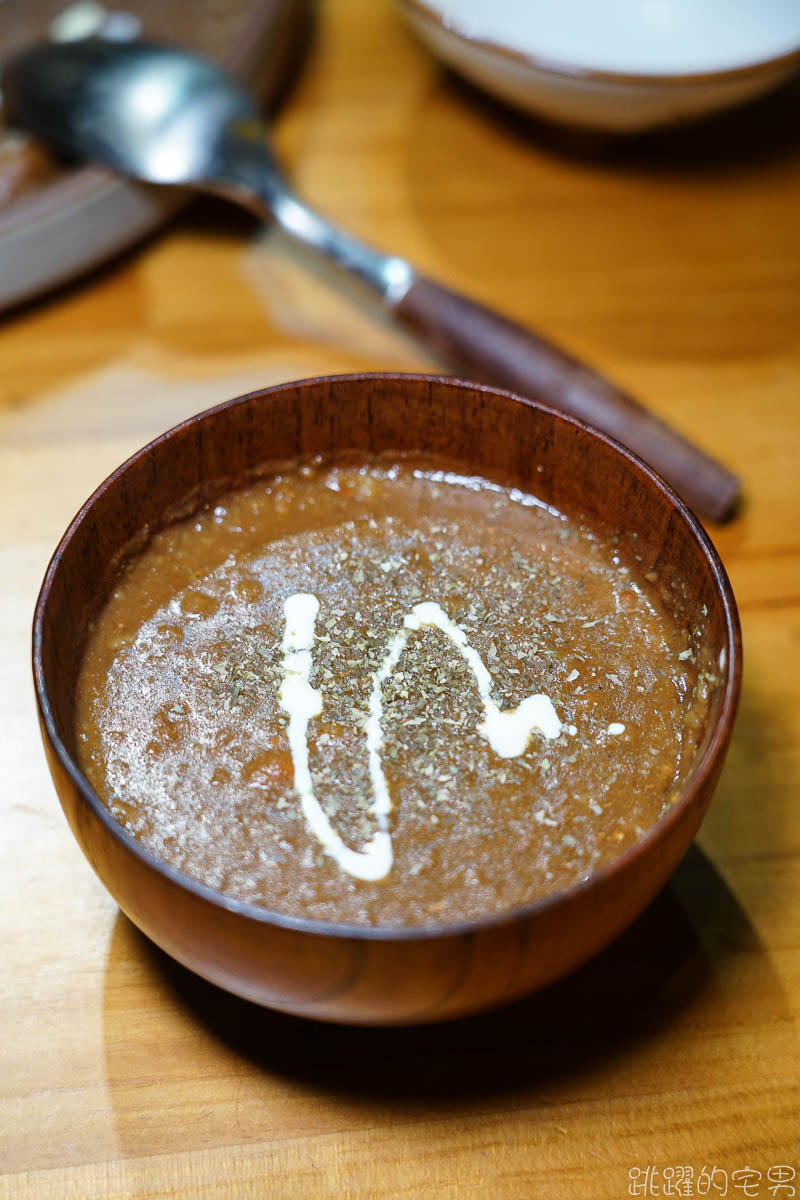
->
{"left": 397, "top": 0, "right": 800, "bottom": 133}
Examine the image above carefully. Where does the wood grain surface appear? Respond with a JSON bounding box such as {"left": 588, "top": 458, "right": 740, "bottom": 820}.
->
{"left": 1, "top": 0, "right": 799, "bottom": 1195}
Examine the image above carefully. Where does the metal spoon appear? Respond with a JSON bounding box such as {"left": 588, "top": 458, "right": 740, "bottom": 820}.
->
{"left": 3, "top": 36, "right": 739, "bottom": 520}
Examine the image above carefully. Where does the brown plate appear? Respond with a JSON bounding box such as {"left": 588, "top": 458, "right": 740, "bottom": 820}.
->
{"left": 0, "top": 0, "right": 311, "bottom": 311}
{"left": 32, "top": 373, "right": 742, "bottom": 1025}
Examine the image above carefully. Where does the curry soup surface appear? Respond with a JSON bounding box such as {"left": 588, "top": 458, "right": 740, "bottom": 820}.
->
{"left": 75, "top": 456, "right": 713, "bottom": 926}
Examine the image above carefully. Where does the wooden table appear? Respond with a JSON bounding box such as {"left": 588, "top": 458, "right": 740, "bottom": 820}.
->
{"left": 2, "top": 2, "right": 799, "bottom": 1195}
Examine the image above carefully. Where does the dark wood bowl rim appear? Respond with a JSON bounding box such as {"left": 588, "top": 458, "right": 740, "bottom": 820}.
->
{"left": 32, "top": 372, "right": 742, "bottom": 944}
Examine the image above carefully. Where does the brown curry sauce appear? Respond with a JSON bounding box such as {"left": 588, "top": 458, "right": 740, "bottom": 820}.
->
{"left": 75, "top": 455, "right": 713, "bottom": 926}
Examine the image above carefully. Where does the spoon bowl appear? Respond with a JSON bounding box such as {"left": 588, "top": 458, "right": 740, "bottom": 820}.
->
{"left": 4, "top": 39, "right": 256, "bottom": 184}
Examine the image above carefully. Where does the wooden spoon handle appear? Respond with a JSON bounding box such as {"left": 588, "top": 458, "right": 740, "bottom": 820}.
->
{"left": 392, "top": 275, "right": 740, "bottom": 522}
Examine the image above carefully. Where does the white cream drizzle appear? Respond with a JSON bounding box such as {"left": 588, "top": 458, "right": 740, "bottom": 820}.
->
{"left": 393, "top": 602, "right": 562, "bottom": 756}
{"left": 278, "top": 593, "right": 562, "bottom": 883}
{"left": 278, "top": 593, "right": 392, "bottom": 882}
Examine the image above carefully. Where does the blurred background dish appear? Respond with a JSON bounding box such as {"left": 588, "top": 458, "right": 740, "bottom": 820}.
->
{"left": 396, "top": 0, "right": 800, "bottom": 133}
{"left": 0, "top": 0, "right": 311, "bottom": 312}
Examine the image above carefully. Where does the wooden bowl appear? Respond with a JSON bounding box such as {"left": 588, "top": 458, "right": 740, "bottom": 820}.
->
{"left": 32, "top": 374, "right": 741, "bottom": 1025}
